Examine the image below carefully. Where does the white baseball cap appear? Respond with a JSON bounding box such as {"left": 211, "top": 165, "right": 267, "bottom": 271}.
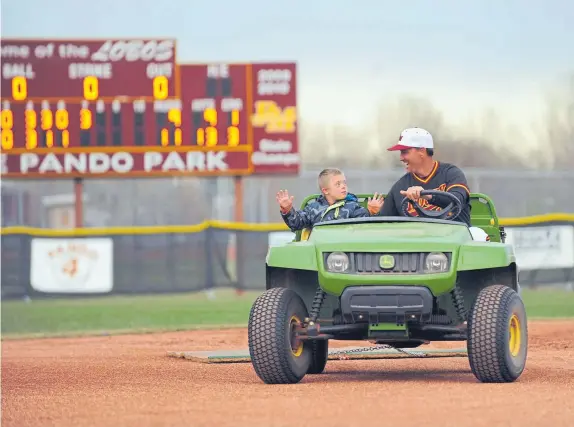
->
{"left": 388, "top": 127, "right": 434, "bottom": 151}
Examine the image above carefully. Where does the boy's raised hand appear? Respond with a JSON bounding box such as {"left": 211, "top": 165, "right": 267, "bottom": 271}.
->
{"left": 276, "top": 189, "right": 294, "bottom": 214}
{"left": 367, "top": 192, "right": 385, "bottom": 214}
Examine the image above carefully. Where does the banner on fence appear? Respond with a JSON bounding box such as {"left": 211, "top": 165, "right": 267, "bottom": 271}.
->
{"left": 30, "top": 238, "right": 114, "bottom": 294}
{"left": 505, "top": 225, "right": 574, "bottom": 270}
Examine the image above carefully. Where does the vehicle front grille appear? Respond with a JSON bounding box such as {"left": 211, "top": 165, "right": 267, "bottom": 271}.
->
{"left": 353, "top": 252, "right": 425, "bottom": 274}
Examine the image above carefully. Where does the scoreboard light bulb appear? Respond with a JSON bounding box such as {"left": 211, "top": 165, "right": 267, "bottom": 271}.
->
{"left": 160, "top": 128, "right": 169, "bottom": 146}
{"left": 204, "top": 108, "right": 217, "bottom": 126}
{"left": 41, "top": 109, "right": 53, "bottom": 130}
{"left": 1, "top": 130, "right": 14, "bottom": 150}
{"left": 196, "top": 128, "right": 205, "bottom": 146}
{"left": 62, "top": 130, "right": 70, "bottom": 147}
{"left": 133, "top": 100, "right": 146, "bottom": 113}
{"left": 231, "top": 110, "right": 240, "bottom": 126}
{"left": 25, "top": 129, "right": 38, "bottom": 149}
{"left": 1, "top": 109, "right": 13, "bottom": 128}
{"left": 25, "top": 110, "right": 37, "bottom": 128}
{"left": 80, "top": 109, "right": 92, "bottom": 129}
{"left": 45, "top": 130, "right": 54, "bottom": 147}
{"left": 168, "top": 108, "right": 181, "bottom": 126}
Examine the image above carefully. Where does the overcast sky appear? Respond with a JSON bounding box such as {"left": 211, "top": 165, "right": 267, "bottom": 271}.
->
{"left": 2, "top": 0, "right": 573, "bottom": 149}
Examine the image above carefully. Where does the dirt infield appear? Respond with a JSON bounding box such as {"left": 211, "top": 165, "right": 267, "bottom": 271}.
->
{"left": 3, "top": 320, "right": 574, "bottom": 427}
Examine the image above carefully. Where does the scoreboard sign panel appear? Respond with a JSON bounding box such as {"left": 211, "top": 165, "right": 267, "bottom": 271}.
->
{"left": 251, "top": 63, "right": 299, "bottom": 175}
{"left": 0, "top": 38, "right": 299, "bottom": 178}
{"left": 0, "top": 38, "right": 178, "bottom": 101}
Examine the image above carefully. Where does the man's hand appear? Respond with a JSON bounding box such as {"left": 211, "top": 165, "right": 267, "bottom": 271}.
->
{"left": 276, "top": 189, "right": 294, "bottom": 214}
{"left": 400, "top": 186, "right": 431, "bottom": 201}
{"left": 367, "top": 192, "right": 384, "bottom": 214}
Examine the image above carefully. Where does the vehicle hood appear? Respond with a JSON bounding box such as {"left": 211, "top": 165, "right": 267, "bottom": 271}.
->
{"left": 309, "top": 221, "right": 472, "bottom": 252}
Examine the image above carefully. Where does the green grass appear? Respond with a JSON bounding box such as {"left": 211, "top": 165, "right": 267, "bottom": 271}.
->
{"left": 1, "top": 288, "right": 261, "bottom": 339}
{"left": 520, "top": 288, "right": 574, "bottom": 318}
{"left": 1, "top": 288, "right": 573, "bottom": 339}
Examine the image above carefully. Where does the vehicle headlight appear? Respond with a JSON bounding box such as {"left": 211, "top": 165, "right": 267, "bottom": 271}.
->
{"left": 326, "top": 252, "right": 350, "bottom": 273}
{"left": 424, "top": 252, "right": 449, "bottom": 273}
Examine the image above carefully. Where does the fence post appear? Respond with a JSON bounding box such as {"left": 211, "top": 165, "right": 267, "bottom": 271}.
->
{"left": 235, "top": 231, "right": 245, "bottom": 294}
{"left": 204, "top": 225, "right": 214, "bottom": 292}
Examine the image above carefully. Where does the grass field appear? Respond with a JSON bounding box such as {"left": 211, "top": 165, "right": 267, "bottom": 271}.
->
{"left": 2, "top": 288, "right": 574, "bottom": 339}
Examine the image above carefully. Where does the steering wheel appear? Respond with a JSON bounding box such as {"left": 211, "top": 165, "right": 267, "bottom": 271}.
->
{"left": 400, "top": 189, "right": 462, "bottom": 221}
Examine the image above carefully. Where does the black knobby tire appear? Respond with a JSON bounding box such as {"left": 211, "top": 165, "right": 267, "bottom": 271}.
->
{"left": 467, "top": 284, "right": 528, "bottom": 383}
{"left": 248, "top": 287, "right": 312, "bottom": 384}
{"left": 307, "top": 340, "right": 329, "bottom": 374}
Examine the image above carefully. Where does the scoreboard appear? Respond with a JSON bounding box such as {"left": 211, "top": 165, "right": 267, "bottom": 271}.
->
{"left": 0, "top": 38, "right": 300, "bottom": 178}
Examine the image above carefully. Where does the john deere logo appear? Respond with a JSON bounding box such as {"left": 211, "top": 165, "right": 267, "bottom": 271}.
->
{"left": 379, "top": 254, "right": 395, "bottom": 269}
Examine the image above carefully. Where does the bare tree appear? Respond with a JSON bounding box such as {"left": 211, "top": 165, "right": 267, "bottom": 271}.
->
{"left": 543, "top": 73, "right": 574, "bottom": 170}
{"left": 369, "top": 94, "right": 540, "bottom": 169}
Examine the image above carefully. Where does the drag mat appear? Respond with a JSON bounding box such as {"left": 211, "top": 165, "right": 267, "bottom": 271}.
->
{"left": 166, "top": 346, "right": 469, "bottom": 363}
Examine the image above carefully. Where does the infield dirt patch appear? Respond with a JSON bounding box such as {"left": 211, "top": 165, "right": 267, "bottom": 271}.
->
{"left": 3, "top": 320, "right": 574, "bottom": 427}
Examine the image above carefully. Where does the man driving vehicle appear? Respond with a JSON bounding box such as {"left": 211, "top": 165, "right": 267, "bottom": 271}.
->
{"left": 379, "top": 128, "right": 489, "bottom": 241}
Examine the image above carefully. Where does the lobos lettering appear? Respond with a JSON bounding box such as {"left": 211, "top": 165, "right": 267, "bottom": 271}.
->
{"left": 3, "top": 151, "right": 251, "bottom": 177}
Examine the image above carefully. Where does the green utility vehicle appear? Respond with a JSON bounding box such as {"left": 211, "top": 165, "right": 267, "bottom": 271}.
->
{"left": 248, "top": 190, "right": 528, "bottom": 384}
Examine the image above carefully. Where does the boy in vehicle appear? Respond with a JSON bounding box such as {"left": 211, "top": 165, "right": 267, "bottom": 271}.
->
{"left": 276, "top": 167, "right": 384, "bottom": 232}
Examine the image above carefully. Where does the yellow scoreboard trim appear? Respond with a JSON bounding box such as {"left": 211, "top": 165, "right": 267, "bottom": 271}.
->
{"left": 1, "top": 145, "right": 252, "bottom": 155}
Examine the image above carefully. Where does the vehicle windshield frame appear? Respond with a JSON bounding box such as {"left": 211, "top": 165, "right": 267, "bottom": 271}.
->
{"left": 312, "top": 216, "right": 469, "bottom": 228}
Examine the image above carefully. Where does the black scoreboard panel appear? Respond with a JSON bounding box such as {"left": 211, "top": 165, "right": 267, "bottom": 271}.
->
{"left": 1, "top": 64, "right": 252, "bottom": 151}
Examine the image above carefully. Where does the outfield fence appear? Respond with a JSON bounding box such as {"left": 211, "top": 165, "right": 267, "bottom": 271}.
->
{"left": 3, "top": 169, "right": 574, "bottom": 228}
{"left": 1, "top": 215, "right": 574, "bottom": 299}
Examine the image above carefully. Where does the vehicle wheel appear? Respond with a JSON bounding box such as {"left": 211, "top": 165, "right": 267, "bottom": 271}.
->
{"left": 307, "top": 339, "right": 328, "bottom": 374}
{"left": 467, "top": 284, "right": 528, "bottom": 383}
{"left": 248, "top": 287, "right": 312, "bottom": 384}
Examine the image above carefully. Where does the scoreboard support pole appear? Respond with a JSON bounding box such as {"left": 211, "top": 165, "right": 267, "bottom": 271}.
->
{"left": 74, "top": 178, "right": 84, "bottom": 228}
{"left": 234, "top": 176, "right": 244, "bottom": 296}
{"left": 234, "top": 176, "right": 244, "bottom": 222}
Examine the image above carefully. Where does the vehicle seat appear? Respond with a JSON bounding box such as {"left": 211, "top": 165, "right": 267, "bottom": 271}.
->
{"left": 294, "top": 193, "right": 502, "bottom": 243}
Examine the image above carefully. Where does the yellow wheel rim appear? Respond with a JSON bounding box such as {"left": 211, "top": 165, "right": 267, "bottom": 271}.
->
{"left": 509, "top": 314, "right": 521, "bottom": 357}
{"left": 289, "top": 315, "right": 303, "bottom": 357}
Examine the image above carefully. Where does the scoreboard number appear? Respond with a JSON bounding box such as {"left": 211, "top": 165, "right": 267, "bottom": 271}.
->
{"left": 197, "top": 108, "right": 218, "bottom": 147}
{"left": 1, "top": 104, "right": 14, "bottom": 149}
{"left": 40, "top": 103, "right": 54, "bottom": 148}
{"left": 12, "top": 77, "right": 27, "bottom": 101}
{"left": 80, "top": 100, "right": 92, "bottom": 147}
{"left": 25, "top": 103, "right": 38, "bottom": 149}
{"left": 80, "top": 106, "right": 92, "bottom": 130}
{"left": 153, "top": 76, "right": 169, "bottom": 100}
{"left": 166, "top": 108, "right": 182, "bottom": 146}
{"left": 227, "top": 110, "right": 240, "bottom": 147}
{"left": 83, "top": 77, "right": 99, "bottom": 101}
{"left": 7, "top": 75, "right": 170, "bottom": 102}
